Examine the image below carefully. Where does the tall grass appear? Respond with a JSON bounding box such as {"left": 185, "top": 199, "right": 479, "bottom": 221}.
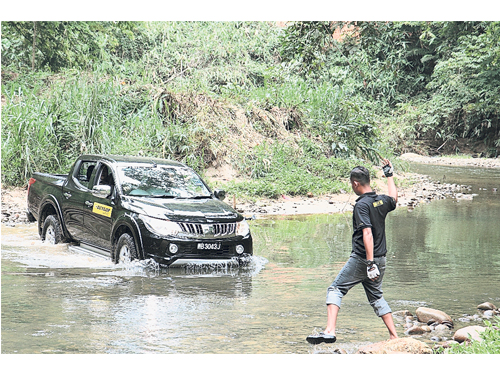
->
{"left": 2, "top": 21, "right": 388, "bottom": 189}
{"left": 223, "top": 141, "right": 365, "bottom": 198}
{"left": 1, "top": 71, "right": 165, "bottom": 185}
{"left": 117, "top": 21, "right": 279, "bottom": 95}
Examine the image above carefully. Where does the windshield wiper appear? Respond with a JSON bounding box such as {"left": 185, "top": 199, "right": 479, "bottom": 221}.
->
{"left": 150, "top": 194, "right": 177, "bottom": 199}
{"left": 190, "top": 195, "right": 212, "bottom": 199}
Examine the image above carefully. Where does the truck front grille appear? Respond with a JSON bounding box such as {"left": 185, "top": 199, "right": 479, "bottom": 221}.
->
{"left": 178, "top": 222, "right": 237, "bottom": 238}
{"left": 178, "top": 223, "right": 204, "bottom": 235}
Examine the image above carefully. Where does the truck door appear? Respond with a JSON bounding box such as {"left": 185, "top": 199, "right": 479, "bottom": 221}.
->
{"left": 81, "top": 163, "right": 115, "bottom": 250}
{"left": 61, "top": 160, "right": 98, "bottom": 241}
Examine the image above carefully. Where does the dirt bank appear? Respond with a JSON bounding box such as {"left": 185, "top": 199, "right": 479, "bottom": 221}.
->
{"left": 4, "top": 153, "right": 495, "bottom": 225}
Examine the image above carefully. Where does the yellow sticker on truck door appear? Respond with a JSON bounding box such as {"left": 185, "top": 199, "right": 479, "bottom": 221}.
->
{"left": 92, "top": 202, "right": 113, "bottom": 217}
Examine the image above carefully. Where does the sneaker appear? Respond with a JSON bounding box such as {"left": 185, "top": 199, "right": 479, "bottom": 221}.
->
{"left": 306, "top": 331, "right": 337, "bottom": 344}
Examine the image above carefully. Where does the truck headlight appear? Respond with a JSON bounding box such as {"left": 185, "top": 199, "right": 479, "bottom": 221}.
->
{"left": 140, "top": 215, "right": 181, "bottom": 236}
{"left": 236, "top": 219, "right": 250, "bottom": 236}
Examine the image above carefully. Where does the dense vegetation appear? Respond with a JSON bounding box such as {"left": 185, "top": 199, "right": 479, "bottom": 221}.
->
{"left": 435, "top": 318, "right": 500, "bottom": 354}
{"left": 2, "top": 21, "right": 499, "bottom": 197}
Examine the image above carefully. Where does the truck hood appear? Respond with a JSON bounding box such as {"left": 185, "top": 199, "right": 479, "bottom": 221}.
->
{"left": 121, "top": 196, "right": 242, "bottom": 222}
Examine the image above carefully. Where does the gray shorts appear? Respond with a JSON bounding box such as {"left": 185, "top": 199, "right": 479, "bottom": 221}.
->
{"left": 326, "top": 253, "right": 392, "bottom": 317}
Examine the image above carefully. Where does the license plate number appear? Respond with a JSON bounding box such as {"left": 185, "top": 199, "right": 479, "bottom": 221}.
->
{"left": 197, "top": 243, "right": 221, "bottom": 250}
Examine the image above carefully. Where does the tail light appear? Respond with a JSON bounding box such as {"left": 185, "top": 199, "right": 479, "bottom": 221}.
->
{"left": 27, "top": 178, "right": 36, "bottom": 195}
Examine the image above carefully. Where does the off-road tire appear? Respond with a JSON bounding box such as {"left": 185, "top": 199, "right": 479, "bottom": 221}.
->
{"left": 26, "top": 209, "right": 36, "bottom": 223}
{"left": 114, "top": 233, "right": 139, "bottom": 264}
{"left": 42, "top": 215, "right": 64, "bottom": 244}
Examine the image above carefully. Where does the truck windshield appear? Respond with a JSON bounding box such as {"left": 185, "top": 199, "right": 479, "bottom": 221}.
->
{"left": 117, "top": 164, "right": 211, "bottom": 198}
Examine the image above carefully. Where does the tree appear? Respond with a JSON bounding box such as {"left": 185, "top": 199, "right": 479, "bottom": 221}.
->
{"left": 1, "top": 21, "right": 140, "bottom": 71}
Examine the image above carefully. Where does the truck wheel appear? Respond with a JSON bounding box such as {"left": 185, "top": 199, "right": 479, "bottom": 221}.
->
{"left": 42, "top": 215, "right": 64, "bottom": 244}
{"left": 26, "top": 209, "right": 36, "bottom": 223}
{"left": 115, "top": 233, "right": 138, "bottom": 264}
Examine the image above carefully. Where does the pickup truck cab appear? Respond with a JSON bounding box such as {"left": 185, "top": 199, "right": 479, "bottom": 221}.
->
{"left": 27, "top": 155, "right": 252, "bottom": 266}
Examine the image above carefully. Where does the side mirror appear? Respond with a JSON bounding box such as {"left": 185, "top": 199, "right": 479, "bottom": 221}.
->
{"left": 213, "top": 189, "right": 226, "bottom": 201}
{"left": 92, "top": 185, "right": 112, "bottom": 199}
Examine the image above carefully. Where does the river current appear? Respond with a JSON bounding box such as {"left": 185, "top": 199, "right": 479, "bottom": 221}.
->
{"left": 2, "top": 163, "right": 499, "bottom": 355}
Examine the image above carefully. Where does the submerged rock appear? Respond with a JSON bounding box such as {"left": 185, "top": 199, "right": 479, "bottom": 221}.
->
{"left": 406, "top": 325, "right": 431, "bottom": 335}
{"left": 434, "top": 324, "right": 451, "bottom": 332}
{"left": 477, "top": 302, "right": 497, "bottom": 310}
{"left": 392, "top": 310, "right": 413, "bottom": 320}
{"left": 406, "top": 326, "right": 426, "bottom": 335}
{"left": 357, "top": 338, "right": 432, "bottom": 354}
{"left": 483, "top": 310, "right": 494, "bottom": 318}
{"left": 416, "top": 307, "right": 452, "bottom": 325}
{"left": 453, "top": 326, "right": 486, "bottom": 343}
{"left": 333, "top": 348, "right": 347, "bottom": 354}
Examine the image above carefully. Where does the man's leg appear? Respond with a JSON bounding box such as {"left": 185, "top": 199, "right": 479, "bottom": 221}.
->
{"left": 381, "top": 312, "right": 398, "bottom": 340}
{"left": 307, "top": 256, "right": 363, "bottom": 344}
{"left": 362, "top": 257, "right": 398, "bottom": 340}
{"left": 324, "top": 256, "right": 363, "bottom": 335}
{"left": 325, "top": 303, "right": 340, "bottom": 335}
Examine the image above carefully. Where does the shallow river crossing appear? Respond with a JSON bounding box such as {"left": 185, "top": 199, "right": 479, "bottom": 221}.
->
{"left": 2, "top": 163, "right": 499, "bottom": 354}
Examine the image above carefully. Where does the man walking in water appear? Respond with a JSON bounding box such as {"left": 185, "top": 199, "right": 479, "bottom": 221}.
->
{"left": 307, "top": 159, "right": 398, "bottom": 344}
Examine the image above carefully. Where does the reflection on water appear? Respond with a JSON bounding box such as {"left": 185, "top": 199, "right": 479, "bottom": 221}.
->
{"left": 2, "top": 164, "right": 499, "bottom": 354}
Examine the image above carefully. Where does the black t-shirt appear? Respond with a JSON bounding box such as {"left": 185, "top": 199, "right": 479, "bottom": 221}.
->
{"left": 352, "top": 192, "right": 396, "bottom": 258}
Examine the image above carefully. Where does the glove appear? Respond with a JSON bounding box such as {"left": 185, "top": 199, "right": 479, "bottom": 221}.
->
{"left": 367, "top": 263, "right": 380, "bottom": 281}
{"left": 382, "top": 164, "right": 393, "bottom": 177}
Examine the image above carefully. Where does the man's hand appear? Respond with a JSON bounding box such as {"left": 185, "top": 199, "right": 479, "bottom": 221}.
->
{"left": 382, "top": 159, "right": 393, "bottom": 177}
{"left": 367, "top": 264, "right": 380, "bottom": 281}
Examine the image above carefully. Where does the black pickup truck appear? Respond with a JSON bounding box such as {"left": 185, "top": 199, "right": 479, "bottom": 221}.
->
{"left": 26, "top": 155, "right": 252, "bottom": 266}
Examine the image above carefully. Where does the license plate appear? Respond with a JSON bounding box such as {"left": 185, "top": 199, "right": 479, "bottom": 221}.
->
{"left": 197, "top": 242, "right": 221, "bottom": 250}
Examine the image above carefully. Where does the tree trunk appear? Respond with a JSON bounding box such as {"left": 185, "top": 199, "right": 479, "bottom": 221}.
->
{"left": 32, "top": 21, "right": 37, "bottom": 70}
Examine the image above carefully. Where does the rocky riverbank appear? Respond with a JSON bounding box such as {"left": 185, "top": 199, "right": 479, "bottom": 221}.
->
{"left": 331, "top": 302, "right": 499, "bottom": 354}
{"left": 1, "top": 186, "right": 30, "bottom": 225}
{"left": 3, "top": 153, "right": 497, "bottom": 224}
{"left": 399, "top": 153, "right": 500, "bottom": 169}
{"left": 390, "top": 302, "right": 499, "bottom": 353}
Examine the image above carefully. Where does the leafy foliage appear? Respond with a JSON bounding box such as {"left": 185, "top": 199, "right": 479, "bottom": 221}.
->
{"left": 3, "top": 21, "right": 497, "bottom": 189}
{"left": 1, "top": 21, "right": 140, "bottom": 71}
{"left": 224, "top": 141, "right": 361, "bottom": 198}
{"left": 279, "top": 21, "right": 500, "bottom": 152}
{"left": 435, "top": 318, "right": 500, "bottom": 354}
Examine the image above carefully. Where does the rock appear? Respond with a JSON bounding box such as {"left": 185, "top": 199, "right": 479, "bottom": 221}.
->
{"left": 406, "top": 324, "right": 432, "bottom": 335}
{"left": 333, "top": 348, "right": 347, "bottom": 354}
{"left": 392, "top": 310, "right": 413, "bottom": 320}
{"left": 434, "top": 324, "right": 450, "bottom": 332}
{"left": 441, "top": 320, "right": 454, "bottom": 329}
{"left": 453, "top": 326, "right": 486, "bottom": 343}
{"left": 483, "top": 310, "right": 494, "bottom": 318}
{"left": 441, "top": 340, "right": 458, "bottom": 349}
{"left": 477, "top": 302, "right": 497, "bottom": 310}
{"left": 357, "top": 338, "right": 432, "bottom": 354}
{"left": 416, "top": 307, "right": 452, "bottom": 324}
{"left": 406, "top": 326, "right": 426, "bottom": 335}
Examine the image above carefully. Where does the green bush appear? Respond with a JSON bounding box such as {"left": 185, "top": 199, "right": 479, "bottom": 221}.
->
{"left": 435, "top": 318, "right": 500, "bottom": 354}
{"left": 223, "top": 141, "right": 365, "bottom": 198}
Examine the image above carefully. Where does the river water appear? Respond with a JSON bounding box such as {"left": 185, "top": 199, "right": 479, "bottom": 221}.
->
{"left": 1, "top": 163, "right": 499, "bottom": 355}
